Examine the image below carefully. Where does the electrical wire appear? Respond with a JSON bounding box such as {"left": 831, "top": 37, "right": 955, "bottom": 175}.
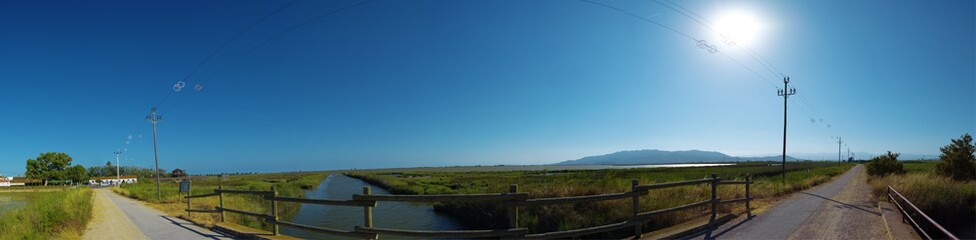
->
{"left": 161, "top": 0, "right": 378, "bottom": 116}
{"left": 155, "top": 0, "right": 306, "bottom": 108}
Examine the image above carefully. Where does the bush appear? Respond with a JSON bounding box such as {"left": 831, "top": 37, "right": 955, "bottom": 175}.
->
{"left": 936, "top": 133, "right": 976, "bottom": 181}
{"left": 867, "top": 151, "right": 905, "bottom": 176}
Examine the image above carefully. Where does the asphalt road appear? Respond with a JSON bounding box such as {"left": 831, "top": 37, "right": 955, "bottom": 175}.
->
{"left": 690, "top": 164, "right": 885, "bottom": 239}
{"left": 84, "top": 188, "right": 231, "bottom": 240}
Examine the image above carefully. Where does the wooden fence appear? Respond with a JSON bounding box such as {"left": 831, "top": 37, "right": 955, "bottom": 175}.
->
{"left": 185, "top": 173, "right": 752, "bottom": 239}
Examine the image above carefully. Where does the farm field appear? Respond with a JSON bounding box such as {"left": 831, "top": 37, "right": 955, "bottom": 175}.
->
{"left": 345, "top": 161, "right": 854, "bottom": 238}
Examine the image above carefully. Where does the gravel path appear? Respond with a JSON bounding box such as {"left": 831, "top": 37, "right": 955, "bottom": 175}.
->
{"left": 692, "top": 164, "right": 885, "bottom": 239}
{"left": 83, "top": 188, "right": 231, "bottom": 240}
{"left": 84, "top": 188, "right": 148, "bottom": 240}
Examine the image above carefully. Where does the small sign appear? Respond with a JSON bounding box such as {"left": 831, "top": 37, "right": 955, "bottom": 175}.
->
{"left": 179, "top": 180, "right": 191, "bottom": 193}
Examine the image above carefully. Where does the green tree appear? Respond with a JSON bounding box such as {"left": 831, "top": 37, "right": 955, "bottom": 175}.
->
{"left": 867, "top": 151, "right": 905, "bottom": 176}
{"left": 25, "top": 152, "right": 83, "bottom": 185}
{"left": 66, "top": 165, "right": 89, "bottom": 184}
{"left": 936, "top": 133, "right": 976, "bottom": 181}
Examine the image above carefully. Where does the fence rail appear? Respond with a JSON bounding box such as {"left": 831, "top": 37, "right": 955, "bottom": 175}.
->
{"left": 184, "top": 173, "right": 753, "bottom": 239}
{"left": 887, "top": 186, "right": 959, "bottom": 240}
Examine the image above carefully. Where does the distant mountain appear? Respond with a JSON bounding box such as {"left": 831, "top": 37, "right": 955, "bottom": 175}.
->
{"left": 554, "top": 149, "right": 798, "bottom": 165}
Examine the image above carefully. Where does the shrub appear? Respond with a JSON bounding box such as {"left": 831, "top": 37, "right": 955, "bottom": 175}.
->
{"left": 936, "top": 133, "right": 976, "bottom": 181}
{"left": 867, "top": 151, "right": 905, "bottom": 176}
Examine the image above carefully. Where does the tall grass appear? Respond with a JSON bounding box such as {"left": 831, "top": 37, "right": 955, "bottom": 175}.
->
{"left": 113, "top": 172, "right": 328, "bottom": 231}
{"left": 346, "top": 162, "right": 853, "bottom": 238}
{"left": 868, "top": 172, "right": 976, "bottom": 231}
{"left": 0, "top": 188, "right": 93, "bottom": 240}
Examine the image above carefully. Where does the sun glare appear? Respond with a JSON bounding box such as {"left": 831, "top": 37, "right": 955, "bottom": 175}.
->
{"left": 714, "top": 9, "right": 765, "bottom": 47}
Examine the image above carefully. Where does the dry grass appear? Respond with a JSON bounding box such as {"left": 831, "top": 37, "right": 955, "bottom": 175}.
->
{"left": 868, "top": 172, "right": 975, "bottom": 231}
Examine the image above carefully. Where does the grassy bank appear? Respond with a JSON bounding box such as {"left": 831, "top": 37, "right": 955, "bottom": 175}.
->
{"left": 345, "top": 162, "right": 853, "bottom": 238}
{"left": 113, "top": 172, "right": 328, "bottom": 231}
{"left": 0, "top": 188, "right": 93, "bottom": 240}
{"left": 868, "top": 161, "right": 975, "bottom": 235}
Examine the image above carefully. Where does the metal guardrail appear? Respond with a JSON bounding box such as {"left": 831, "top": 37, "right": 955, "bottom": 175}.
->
{"left": 184, "top": 174, "right": 753, "bottom": 239}
{"left": 887, "top": 186, "right": 959, "bottom": 240}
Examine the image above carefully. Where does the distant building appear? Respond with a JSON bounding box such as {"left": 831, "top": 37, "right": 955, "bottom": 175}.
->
{"left": 10, "top": 177, "right": 38, "bottom": 186}
{"left": 89, "top": 175, "right": 138, "bottom": 185}
{"left": 172, "top": 169, "right": 186, "bottom": 178}
{"left": 0, "top": 176, "right": 10, "bottom": 187}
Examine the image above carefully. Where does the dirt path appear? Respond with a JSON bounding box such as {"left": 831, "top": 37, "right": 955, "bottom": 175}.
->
{"left": 83, "top": 188, "right": 148, "bottom": 240}
{"left": 83, "top": 188, "right": 230, "bottom": 240}
{"left": 692, "top": 164, "right": 886, "bottom": 239}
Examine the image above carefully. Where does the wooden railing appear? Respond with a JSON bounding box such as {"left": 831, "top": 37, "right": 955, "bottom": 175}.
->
{"left": 887, "top": 186, "right": 959, "bottom": 240}
{"left": 185, "top": 173, "right": 752, "bottom": 239}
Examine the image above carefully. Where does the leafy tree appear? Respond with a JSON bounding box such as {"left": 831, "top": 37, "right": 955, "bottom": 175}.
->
{"left": 867, "top": 151, "right": 905, "bottom": 176}
{"left": 25, "top": 152, "right": 83, "bottom": 185}
{"left": 936, "top": 133, "right": 976, "bottom": 181}
{"left": 65, "top": 165, "right": 89, "bottom": 184}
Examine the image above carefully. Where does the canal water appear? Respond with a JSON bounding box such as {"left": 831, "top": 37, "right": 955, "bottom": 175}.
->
{"left": 281, "top": 174, "right": 466, "bottom": 239}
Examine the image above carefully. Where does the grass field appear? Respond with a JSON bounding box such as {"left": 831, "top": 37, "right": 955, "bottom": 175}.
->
{"left": 0, "top": 188, "right": 93, "bottom": 240}
{"left": 113, "top": 172, "right": 328, "bottom": 231}
{"left": 867, "top": 160, "right": 975, "bottom": 234}
{"left": 345, "top": 162, "right": 854, "bottom": 238}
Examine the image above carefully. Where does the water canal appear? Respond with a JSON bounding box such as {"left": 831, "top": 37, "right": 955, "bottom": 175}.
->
{"left": 281, "top": 174, "right": 466, "bottom": 239}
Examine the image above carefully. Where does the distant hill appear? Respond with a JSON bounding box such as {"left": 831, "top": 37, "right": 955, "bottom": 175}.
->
{"left": 554, "top": 149, "right": 798, "bottom": 165}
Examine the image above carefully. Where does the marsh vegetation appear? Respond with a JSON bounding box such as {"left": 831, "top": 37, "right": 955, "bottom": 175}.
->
{"left": 346, "top": 162, "right": 854, "bottom": 238}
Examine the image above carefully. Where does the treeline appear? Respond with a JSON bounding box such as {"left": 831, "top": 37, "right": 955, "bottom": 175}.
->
{"left": 86, "top": 161, "right": 168, "bottom": 179}
{"left": 867, "top": 133, "right": 975, "bottom": 180}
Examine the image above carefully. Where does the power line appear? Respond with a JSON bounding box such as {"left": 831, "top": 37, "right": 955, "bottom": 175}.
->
{"left": 161, "top": 0, "right": 378, "bottom": 116}
{"left": 650, "top": 0, "right": 783, "bottom": 80}
{"left": 155, "top": 0, "right": 307, "bottom": 108}
{"left": 580, "top": 0, "right": 779, "bottom": 89}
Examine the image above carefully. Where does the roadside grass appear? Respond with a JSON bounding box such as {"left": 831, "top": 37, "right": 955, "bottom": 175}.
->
{"left": 867, "top": 161, "right": 975, "bottom": 233}
{"left": 113, "top": 172, "right": 327, "bottom": 232}
{"left": 0, "top": 188, "right": 93, "bottom": 240}
{"left": 345, "top": 162, "right": 853, "bottom": 238}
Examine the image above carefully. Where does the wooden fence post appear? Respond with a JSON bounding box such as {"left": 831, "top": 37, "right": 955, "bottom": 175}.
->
{"left": 271, "top": 186, "right": 279, "bottom": 235}
{"left": 632, "top": 179, "right": 642, "bottom": 238}
{"left": 218, "top": 185, "right": 225, "bottom": 222}
{"left": 364, "top": 186, "right": 373, "bottom": 229}
{"left": 745, "top": 175, "right": 752, "bottom": 218}
{"left": 186, "top": 182, "right": 192, "bottom": 218}
{"left": 508, "top": 184, "right": 519, "bottom": 229}
{"left": 710, "top": 173, "right": 717, "bottom": 222}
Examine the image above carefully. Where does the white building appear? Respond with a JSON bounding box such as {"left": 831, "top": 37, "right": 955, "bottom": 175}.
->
{"left": 0, "top": 176, "right": 10, "bottom": 187}
{"left": 89, "top": 176, "right": 138, "bottom": 185}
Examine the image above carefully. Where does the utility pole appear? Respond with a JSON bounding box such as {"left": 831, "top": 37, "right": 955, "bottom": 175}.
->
{"left": 114, "top": 150, "right": 122, "bottom": 183}
{"left": 147, "top": 107, "right": 163, "bottom": 199}
{"left": 837, "top": 137, "right": 843, "bottom": 162}
{"left": 847, "top": 147, "right": 851, "bottom": 162}
{"left": 777, "top": 76, "right": 796, "bottom": 184}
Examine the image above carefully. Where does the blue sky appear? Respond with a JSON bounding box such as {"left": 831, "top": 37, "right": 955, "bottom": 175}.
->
{"left": 1, "top": 0, "right": 973, "bottom": 175}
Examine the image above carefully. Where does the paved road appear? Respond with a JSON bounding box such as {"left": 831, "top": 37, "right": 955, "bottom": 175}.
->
{"left": 690, "top": 164, "right": 885, "bottom": 239}
{"left": 83, "top": 188, "right": 231, "bottom": 240}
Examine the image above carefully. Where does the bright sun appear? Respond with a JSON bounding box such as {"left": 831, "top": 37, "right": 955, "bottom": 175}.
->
{"left": 714, "top": 9, "right": 765, "bottom": 47}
